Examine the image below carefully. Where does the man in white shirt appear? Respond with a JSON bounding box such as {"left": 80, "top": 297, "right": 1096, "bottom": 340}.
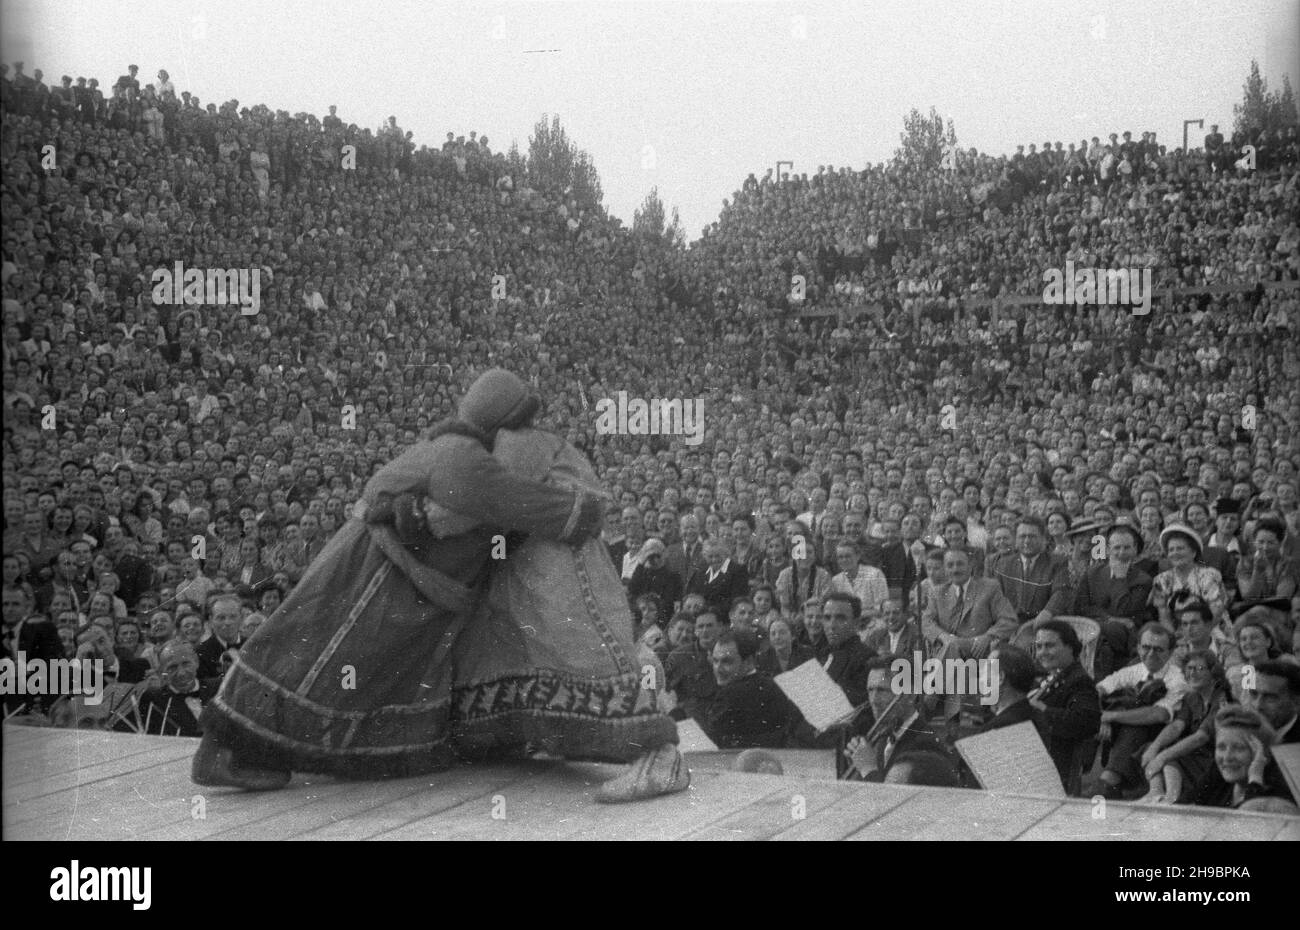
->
{"left": 830, "top": 540, "right": 889, "bottom": 624}
{"left": 1094, "top": 622, "right": 1187, "bottom": 798}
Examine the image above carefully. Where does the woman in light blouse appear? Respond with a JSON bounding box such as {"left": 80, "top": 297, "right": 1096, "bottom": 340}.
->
{"left": 1149, "top": 524, "right": 1228, "bottom": 629}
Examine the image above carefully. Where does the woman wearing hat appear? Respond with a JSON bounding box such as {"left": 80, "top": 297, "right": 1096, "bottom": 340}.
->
{"left": 1148, "top": 523, "right": 1228, "bottom": 630}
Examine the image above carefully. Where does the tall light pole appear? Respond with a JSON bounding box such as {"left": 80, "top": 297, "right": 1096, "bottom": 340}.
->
{"left": 1183, "top": 119, "right": 1204, "bottom": 154}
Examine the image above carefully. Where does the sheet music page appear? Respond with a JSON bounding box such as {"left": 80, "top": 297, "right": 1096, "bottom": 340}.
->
{"left": 1272, "top": 744, "right": 1300, "bottom": 804}
{"left": 775, "top": 659, "right": 855, "bottom": 732}
{"left": 955, "top": 721, "right": 1065, "bottom": 798}
{"left": 675, "top": 717, "right": 719, "bottom": 752}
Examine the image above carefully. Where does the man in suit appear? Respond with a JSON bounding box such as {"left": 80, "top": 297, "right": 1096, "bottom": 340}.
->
{"left": 2, "top": 584, "right": 66, "bottom": 714}
{"left": 1246, "top": 660, "right": 1300, "bottom": 746}
{"left": 863, "top": 597, "right": 921, "bottom": 666}
{"left": 132, "top": 640, "right": 220, "bottom": 737}
{"left": 196, "top": 593, "right": 245, "bottom": 680}
{"left": 876, "top": 518, "right": 917, "bottom": 607}
{"left": 685, "top": 538, "right": 749, "bottom": 620}
{"left": 605, "top": 506, "right": 645, "bottom": 583}
{"left": 697, "top": 629, "right": 795, "bottom": 748}
{"left": 1074, "top": 523, "right": 1154, "bottom": 677}
{"left": 665, "top": 610, "right": 721, "bottom": 722}
{"left": 921, "top": 548, "right": 1018, "bottom": 725}
{"left": 991, "top": 516, "right": 1074, "bottom": 649}
{"left": 665, "top": 514, "right": 706, "bottom": 589}
{"left": 75, "top": 624, "right": 151, "bottom": 686}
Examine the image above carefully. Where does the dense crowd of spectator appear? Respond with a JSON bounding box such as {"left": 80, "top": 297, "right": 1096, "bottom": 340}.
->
{"left": 2, "top": 59, "right": 1298, "bottom": 810}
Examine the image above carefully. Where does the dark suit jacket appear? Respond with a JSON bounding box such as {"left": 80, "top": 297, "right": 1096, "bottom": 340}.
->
{"left": 823, "top": 637, "right": 876, "bottom": 708}
{"left": 665, "top": 539, "right": 706, "bottom": 589}
{"left": 859, "top": 721, "right": 951, "bottom": 782}
{"left": 878, "top": 542, "right": 917, "bottom": 603}
{"left": 3, "top": 617, "right": 67, "bottom": 713}
{"left": 756, "top": 643, "right": 816, "bottom": 677}
{"left": 112, "top": 553, "right": 155, "bottom": 608}
{"left": 697, "top": 672, "right": 796, "bottom": 749}
{"left": 1073, "top": 563, "right": 1154, "bottom": 623}
{"left": 979, "top": 699, "right": 1034, "bottom": 732}
{"left": 665, "top": 644, "right": 717, "bottom": 721}
{"left": 863, "top": 623, "right": 923, "bottom": 667}
{"left": 990, "top": 551, "right": 1074, "bottom": 620}
{"left": 627, "top": 563, "right": 684, "bottom": 611}
{"left": 130, "top": 677, "right": 221, "bottom": 737}
{"left": 195, "top": 635, "right": 243, "bottom": 681}
{"left": 107, "top": 653, "right": 153, "bottom": 685}
{"left": 1030, "top": 661, "right": 1102, "bottom": 794}
{"left": 686, "top": 561, "right": 750, "bottom": 619}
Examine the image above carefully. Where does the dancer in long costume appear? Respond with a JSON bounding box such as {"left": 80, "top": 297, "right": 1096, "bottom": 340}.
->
{"left": 436, "top": 424, "right": 688, "bottom": 803}
{"left": 192, "top": 370, "right": 605, "bottom": 788}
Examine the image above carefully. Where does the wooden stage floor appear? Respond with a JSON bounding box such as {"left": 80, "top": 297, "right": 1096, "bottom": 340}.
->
{"left": 4, "top": 725, "right": 1298, "bottom": 841}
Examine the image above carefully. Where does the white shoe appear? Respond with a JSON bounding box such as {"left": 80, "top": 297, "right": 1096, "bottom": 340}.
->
{"left": 594, "top": 744, "right": 690, "bottom": 804}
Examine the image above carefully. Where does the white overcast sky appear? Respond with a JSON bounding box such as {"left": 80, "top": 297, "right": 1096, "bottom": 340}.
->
{"left": 2, "top": 0, "right": 1296, "bottom": 238}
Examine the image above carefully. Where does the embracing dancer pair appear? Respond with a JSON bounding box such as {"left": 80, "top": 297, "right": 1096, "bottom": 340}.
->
{"left": 192, "top": 368, "right": 688, "bottom": 803}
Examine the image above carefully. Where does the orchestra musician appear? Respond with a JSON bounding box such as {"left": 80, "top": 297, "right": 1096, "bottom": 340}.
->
{"left": 1028, "top": 619, "right": 1102, "bottom": 795}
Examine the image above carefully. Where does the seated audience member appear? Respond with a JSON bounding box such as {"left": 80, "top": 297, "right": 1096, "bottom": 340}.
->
{"left": 1093, "top": 622, "right": 1188, "bottom": 799}
{"left": 1149, "top": 524, "right": 1228, "bottom": 628}
{"left": 991, "top": 516, "right": 1074, "bottom": 637}
{"left": 686, "top": 538, "right": 749, "bottom": 619}
{"left": 627, "top": 538, "right": 683, "bottom": 613}
{"left": 697, "top": 628, "right": 796, "bottom": 749}
{"left": 1222, "top": 609, "right": 1294, "bottom": 697}
{"left": 1189, "top": 706, "right": 1290, "bottom": 809}
{"left": 195, "top": 594, "right": 244, "bottom": 680}
{"left": 775, "top": 534, "right": 831, "bottom": 620}
{"left": 830, "top": 539, "right": 890, "bottom": 621}
{"left": 75, "top": 624, "right": 150, "bottom": 685}
{"left": 1029, "top": 620, "right": 1103, "bottom": 794}
{"left": 863, "top": 597, "right": 921, "bottom": 665}
{"left": 632, "top": 592, "right": 664, "bottom": 642}
{"left": 757, "top": 616, "right": 815, "bottom": 676}
{"left": 1238, "top": 517, "right": 1298, "bottom": 601}
{"left": 1170, "top": 594, "right": 1227, "bottom": 668}
{"left": 240, "top": 611, "right": 267, "bottom": 641}
{"left": 1244, "top": 660, "right": 1300, "bottom": 745}
{"left": 751, "top": 584, "right": 779, "bottom": 633}
{"left": 1139, "top": 648, "right": 1228, "bottom": 804}
{"left": 1074, "top": 522, "right": 1154, "bottom": 677}
{"left": 921, "top": 548, "right": 1017, "bottom": 725}
{"left": 664, "top": 612, "right": 696, "bottom": 652}
{"left": 665, "top": 609, "right": 721, "bottom": 721}
{"left": 127, "top": 640, "right": 219, "bottom": 737}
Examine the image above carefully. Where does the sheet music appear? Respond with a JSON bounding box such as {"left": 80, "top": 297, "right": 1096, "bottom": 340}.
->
{"left": 955, "top": 721, "right": 1065, "bottom": 798}
{"left": 1272, "top": 744, "right": 1300, "bottom": 805}
{"left": 675, "top": 717, "right": 719, "bottom": 752}
{"left": 775, "top": 659, "right": 855, "bottom": 733}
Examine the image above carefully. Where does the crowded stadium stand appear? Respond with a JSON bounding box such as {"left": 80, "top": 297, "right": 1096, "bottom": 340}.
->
{"left": 3, "top": 58, "right": 1299, "bottom": 815}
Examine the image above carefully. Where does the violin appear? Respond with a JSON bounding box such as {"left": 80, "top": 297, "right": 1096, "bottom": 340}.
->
{"left": 1028, "top": 667, "right": 1066, "bottom": 703}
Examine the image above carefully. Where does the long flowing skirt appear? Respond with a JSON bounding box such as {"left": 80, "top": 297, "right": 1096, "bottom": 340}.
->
{"left": 448, "top": 533, "right": 677, "bottom": 763}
